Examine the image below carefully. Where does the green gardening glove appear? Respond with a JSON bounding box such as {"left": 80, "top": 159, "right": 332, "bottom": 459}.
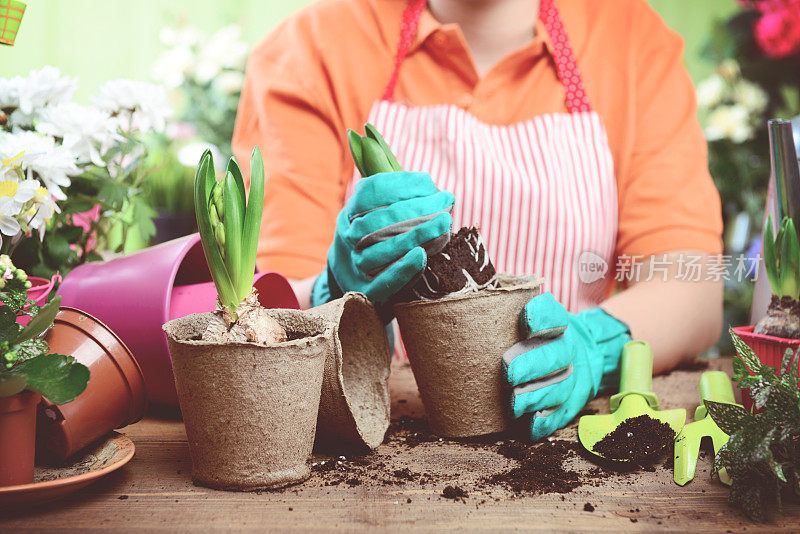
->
{"left": 312, "top": 171, "right": 454, "bottom": 311}
{"left": 503, "top": 292, "right": 631, "bottom": 440}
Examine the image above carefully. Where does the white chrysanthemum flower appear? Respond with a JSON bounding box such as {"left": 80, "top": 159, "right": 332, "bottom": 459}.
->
{"left": 733, "top": 79, "right": 768, "bottom": 116}
{"left": 195, "top": 25, "right": 249, "bottom": 84}
{"left": 704, "top": 105, "right": 753, "bottom": 144}
{"left": 213, "top": 70, "right": 244, "bottom": 95}
{"left": 696, "top": 75, "right": 727, "bottom": 110}
{"left": 0, "top": 197, "right": 22, "bottom": 245}
{"left": 36, "top": 102, "right": 120, "bottom": 167}
{"left": 91, "top": 79, "right": 173, "bottom": 134}
{"left": 16, "top": 66, "right": 76, "bottom": 116}
{"left": 152, "top": 45, "right": 195, "bottom": 88}
{"left": 0, "top": 75, "right": 23, "bottom": 109}
{"left": 0, "top": 178, "right": 37, "bottom": 204}
{"left": 29, "top": 185, "right": 59, "bottom": 238}
{"left": 717, "top": 59, "right": 741, "bottom": 82}
{"left": 0, "top": 131, "right": 79, "bottom": 200}
{"left": 159, "top": 26, "right": 202, "bottom": 48}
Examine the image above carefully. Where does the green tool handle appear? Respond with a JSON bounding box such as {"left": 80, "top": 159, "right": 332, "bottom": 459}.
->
{"left": 699, "top": 371, "right": 735, "bottom": 404}
{"left": 618, "top": 341, "right": 653, "bottom": 393}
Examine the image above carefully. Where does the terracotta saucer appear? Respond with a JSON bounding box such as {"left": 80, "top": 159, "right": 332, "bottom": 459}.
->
{"left": 0, "top": 432, "right": 134, "bottom": 507}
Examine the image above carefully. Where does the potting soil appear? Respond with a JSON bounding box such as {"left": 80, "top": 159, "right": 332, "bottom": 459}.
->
{"left": 591, "top": 414, "right": 676, "bottom": 464}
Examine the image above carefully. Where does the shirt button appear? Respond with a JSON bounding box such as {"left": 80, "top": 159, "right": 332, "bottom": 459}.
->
{"left": 458, "top": 93, "right": 473, "bottom": 108}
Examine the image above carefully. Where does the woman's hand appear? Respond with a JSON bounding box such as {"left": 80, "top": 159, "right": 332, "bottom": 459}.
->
{"left": 503, "top": 293, "right": 631, "bottom": 440}
{"left": 312, "top": 171, "right": 454, "bottom": 310}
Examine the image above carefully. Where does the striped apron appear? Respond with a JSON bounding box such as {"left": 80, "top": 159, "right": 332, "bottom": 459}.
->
{"left": 349, "top": 0, "right": 618, "bottom": 316}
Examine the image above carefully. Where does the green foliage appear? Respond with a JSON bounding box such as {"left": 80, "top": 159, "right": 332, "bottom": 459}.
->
{"left": 763, "top": 216, "right": 800, "bottom": 299}
{"left": 705, "top": 328, "right": 800, "bottom": 522}
{"left": 194, "top": 148, "right": 264, "bottom": 318}
{"left": 0, "top": 262, "right": 89, "bottom": 404}
{"left": 347, "top": 123, "right": 403, "bottom": 178}
{"left": 141, "top": 141, "right": 196, "bottom": 215}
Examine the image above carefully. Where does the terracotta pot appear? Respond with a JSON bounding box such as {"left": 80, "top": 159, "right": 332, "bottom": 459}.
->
{"left": 731, "top": 326, "right": 800, "bottom": 411}
{"left": 394, "top": 274, "right": 543, "bottom": 438}
{"left": 0, "top": 391, "right": 40, "bottom": 486}
{"left": 37, "top": 308, "right": 147, "bottom": 461}
{"left": 311, "top": 293, "right": 391, "bottom": 451}
{"left": 57, "top": 234, "right": 300, "bottom": 406}
{"left": 163, "top": 309, "right": 331, "bottom": 491}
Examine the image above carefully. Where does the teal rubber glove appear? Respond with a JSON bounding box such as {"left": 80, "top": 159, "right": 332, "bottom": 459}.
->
{"left": 502, "top": 292, "right": 631, "bottom": 440}
{"left": 311, "top": 171, "right": 453, "bottom": 309}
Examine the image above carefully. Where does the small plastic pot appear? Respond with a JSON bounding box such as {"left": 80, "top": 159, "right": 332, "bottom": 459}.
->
{"left": 163, "top": 309, "right": 331, "bottom": 491}
{"left": 731, "top": 326, "right": 800, "bottom": 411}
{"left": 0, "top": 391, "right": 40, "bottom": 487}
{"left": 17, "top": 275, "right": 59, "bottom": 327}
{"left": 57, "top": 234, "right": 300, "bottom": 406}
{"left": 37, "top": 308, "right": 147, "bottom": 461}
{"left": 394, "top": 274, "right": 543, "bottom": 438}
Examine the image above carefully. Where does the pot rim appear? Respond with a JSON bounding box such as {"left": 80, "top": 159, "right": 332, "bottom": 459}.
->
{"left": 45, "top": 307, "right": 147, "bottom": 425}
{"left": 0, "top": 390, "right": 41, "bottom": 413}
{"left": 394, "top": 274, "right": 544, "bottom": 311}
{"left": 732, "top": 325, "right": 800, "bottom": 346}
{"left": 163, "top": 311, "right": 335, "bottom": 350}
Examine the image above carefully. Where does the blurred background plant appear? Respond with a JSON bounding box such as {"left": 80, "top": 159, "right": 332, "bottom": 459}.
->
{"left": 0, "top": 66, "right": 172, "bottom": 277}
{"left": 698, "top": 0, "right": 800, "bottom": 353}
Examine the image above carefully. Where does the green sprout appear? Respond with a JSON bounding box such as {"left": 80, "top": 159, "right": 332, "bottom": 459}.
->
{"left": 347, "top": 123, "right": 403, "bottom": 178}
{"left": 763, "top": 215, "right": 800, "bottom": 300}
{"left": 194, "top": 147, "right": 265, "bottom": 321}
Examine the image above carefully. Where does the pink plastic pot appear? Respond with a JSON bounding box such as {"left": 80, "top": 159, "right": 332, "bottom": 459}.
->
{"left": 56, "top": 234, "right": 300, "bottom": 406}
{"left": 731, "top": 326, "right": 800, "bottom": 411}
{"left": 18, "top": 275, "right": 60, "bottom": 327}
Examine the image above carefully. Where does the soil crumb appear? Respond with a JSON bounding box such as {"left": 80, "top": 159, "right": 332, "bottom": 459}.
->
{"left": 583, "top": 502, "right": 595, "bottom": 512}
{"left": 591, "top": 415, "right": 676, "bottom": 463}
{"left": 482, "top": 439, "right": 587, "bottom": 495}
{"left": 442, "top": 485, "right": 469, "bottom": 500}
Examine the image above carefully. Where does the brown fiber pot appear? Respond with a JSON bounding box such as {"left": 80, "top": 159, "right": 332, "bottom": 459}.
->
{"left": 394, "top": 274, "right": 543, "bottom": 438}
{"left": 0, "top": 391, "right": 40, "bottom": 486}
{"left": 311, "top": 293, "right": 391, "bottom": 451}
{"left": 163, "top": 309, "right": 331, "bottom": 491}
{"left": 38, "top": 308, "right": 147, "bottom": 461}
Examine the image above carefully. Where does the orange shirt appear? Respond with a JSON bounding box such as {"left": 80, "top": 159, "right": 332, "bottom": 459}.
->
{"left": 232, "top": 0, "right": 723, "bottom": 279}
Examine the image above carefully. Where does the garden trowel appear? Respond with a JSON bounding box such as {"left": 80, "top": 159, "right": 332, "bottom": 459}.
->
{"left": 578, "top": 341, "right": 686, "bottom": 461}
{"left": 673, "top": 371, "right": 736, "bottom": 486}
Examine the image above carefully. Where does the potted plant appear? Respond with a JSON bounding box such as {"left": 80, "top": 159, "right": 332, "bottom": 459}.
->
{"left": 163, "top": 148, "right": 330, "bottom": 491}
{"left": 733, "top": 215, "right": 800, "bottom": 409}
{"left": 0, "top": 259, "right": 89, "bottom": 486}
{"left": 347, "top": 125, "right": 544, "bottom": 438}
{"left": 703, "top": 328, "right": 800, "bottom": 522}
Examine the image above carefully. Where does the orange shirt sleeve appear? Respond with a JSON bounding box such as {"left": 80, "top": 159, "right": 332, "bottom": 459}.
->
{"left": 614, "top": 1, "right": 723, "bottom": 259}
{"left": 232, "top": 19, "right": 351, "bottom": 279}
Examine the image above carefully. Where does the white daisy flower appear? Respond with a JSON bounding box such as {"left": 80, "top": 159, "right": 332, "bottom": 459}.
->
{"left": 696, "top": 75, "right": 727, "bottom": 110}
{"left": 29, "top": 185, "right": 59, "bottom": 238}
{"left": 91, "top": 79, "right": 173, "bottom": 134}
{"left": 0, "top": 75, "right": 23, "bottom": 110}
{"left": 0, "top": 131, "right": 79, "bottom": 200}
{"left": 732, "top": 80, "right": 768, "bottom": 116}
{"left": 15, "top": 66, "right": 77, "bottom": 120}
{"left": 0, "top": 197, "right": 22, "bottom": 245}
{"left": 704, "top": 105, "right": 753, "bottom": 144}
{"left": 37, "top": 102, "right": 120, "bottom": 166}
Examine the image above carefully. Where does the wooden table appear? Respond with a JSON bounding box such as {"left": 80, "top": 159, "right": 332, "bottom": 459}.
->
{"left": 2, "top": 358, "right": 797, "bottom": 532}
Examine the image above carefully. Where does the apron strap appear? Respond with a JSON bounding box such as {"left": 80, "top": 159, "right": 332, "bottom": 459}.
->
{"left": 382, "top": 0, "right": 591, "bottom": 112}
{"left": 382, "top": 0, "right": 427, "bottom": 101}
{"left": 539, "top": 0, "right": 591, "bottom": 113}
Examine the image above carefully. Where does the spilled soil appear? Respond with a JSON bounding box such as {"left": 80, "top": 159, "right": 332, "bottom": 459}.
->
{"left": 591, "top": 414, "right": 676, "bottom": 464}
{"left": 306, "top": 416, "right": 621, "bottom": 501}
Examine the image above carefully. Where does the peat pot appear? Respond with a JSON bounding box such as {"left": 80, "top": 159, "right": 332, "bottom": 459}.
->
{"left": 394, "top": 274, "right": 543, "bottom": 438}
{"left": 311, "top": 293, "right": 391, "bottom": 451}
{"left": 0, "top": 391, "right": 40, "bottom": 486}
{"left": 163, "top": 309, "right": 331, "bottom": 491}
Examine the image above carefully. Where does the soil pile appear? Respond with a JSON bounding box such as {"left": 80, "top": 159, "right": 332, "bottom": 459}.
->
{"left": 591, "top": 415, "right": 676, "bottom": 464}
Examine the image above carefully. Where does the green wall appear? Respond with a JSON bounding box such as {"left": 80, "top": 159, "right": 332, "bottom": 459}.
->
{"left": 1, "top": 0, "right": 739, "bottom": 100}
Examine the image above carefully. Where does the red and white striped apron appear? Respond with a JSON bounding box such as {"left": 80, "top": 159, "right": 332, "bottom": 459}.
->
{"left": 349, "top": 0, "right": 618, "bottom": 314}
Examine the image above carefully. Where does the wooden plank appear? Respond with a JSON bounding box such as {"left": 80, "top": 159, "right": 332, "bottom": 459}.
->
{"left": 1, "top": 358, "right": 797, "bottom": 532}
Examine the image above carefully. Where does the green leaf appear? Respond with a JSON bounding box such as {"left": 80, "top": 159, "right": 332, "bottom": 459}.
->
{"left": 226, "top": 157, "right": 247, "bottom": 215}
{"left": 764, "top": 215, "right": 779, "bottom": 295}
{"left": 16, "top": 296, "right": 61, "bottom": 344}
{"left": 0, "top": 306, "right": 20, "bottom": 345}
{"left": 223, "top": 171, "right": 244, "bottom": 301}
{"left": 14, "top": 337, "right": 49, "bottom": 363}
{"left": 347, "top": 129, "right": 367, "bottom": 177}
{"left": 361, "top": 136, "right": 393, "bottom": 176}
{"left": 194, "top": 151, "right": 237, "bottom": 310}
{"left": 364, "top": 123, "right": 403, "bottom": 172}
{"left": 705, "top": 399, "right": 752, "bottom": 434}
{"left": 729, "top": 327, "right": 763, "bottom": 374}
{"left": 9, "top": 354, "right": 89, "bottom": 404}
{"left": 733, "top": 354, "right": 748, "bottom": 382}
{"left": 779, "top": 219, "right": 800, "bottom": 298}
{"left": 240, "top": 147, "right": 264, "bottom": 300}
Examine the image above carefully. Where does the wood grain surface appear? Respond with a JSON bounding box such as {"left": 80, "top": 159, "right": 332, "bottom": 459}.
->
{"left": 1, "top": 358, "right": 798, "bottom": 532}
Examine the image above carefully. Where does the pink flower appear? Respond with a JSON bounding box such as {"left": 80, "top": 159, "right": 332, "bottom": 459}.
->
{"left": 753, "top": 7, "right": 800, "bottom": 58}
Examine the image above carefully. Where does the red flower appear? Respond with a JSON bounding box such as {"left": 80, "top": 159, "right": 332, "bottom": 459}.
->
{"left": 754, "top": 7, "right": 800, "bottom": 58}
